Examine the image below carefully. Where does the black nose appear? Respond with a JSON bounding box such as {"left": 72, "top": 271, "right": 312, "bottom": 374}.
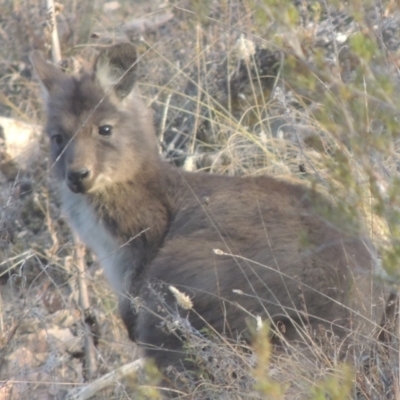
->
{"left": 67, "top": 169, "right": 90, "bottom": 184}
{"left": 67, "top": 169, "right": 90, "bottom": 193}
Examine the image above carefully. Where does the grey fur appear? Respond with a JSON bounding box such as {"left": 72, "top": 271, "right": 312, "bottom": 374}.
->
{"left": 31, "top": 43, "right": 384, "bottom": 385}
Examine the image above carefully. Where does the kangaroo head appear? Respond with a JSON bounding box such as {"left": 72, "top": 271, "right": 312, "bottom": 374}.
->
{"left": 31, "top": 43, "right": 159, "bottom": 194}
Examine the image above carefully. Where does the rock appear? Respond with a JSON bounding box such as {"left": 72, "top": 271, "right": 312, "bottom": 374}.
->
{"left": 0, "top": 346, "right": 47, "bottom": 378}
{"left": 42, "top": 285, "right": 64, "bottom": 314}
{"left": 1, "top": 371, "right": 68, "bottom": 400}
{"left": 50, "top": 309, "right": 79, "bottom": 328}
{"left": 0, "top": 117, "right": 41, "bottom": 180}
{"left": 0, "top": 382, "right": 12, "bottom": 400}
{"left": 23, "top": 329, "right": 49, "bottom": 353}
{"left": 47, "top": 327, "right": 84, "bottom": 356}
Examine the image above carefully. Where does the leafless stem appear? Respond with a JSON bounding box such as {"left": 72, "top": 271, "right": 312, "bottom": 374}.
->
{"left": 46, "top": 0, "right": 61, "bottom": 64}
{"left": 74, "top": 236, "right": 98, "bottom": 380}
{"left": 65, "top": 359, "right": 145, "bottom": 400}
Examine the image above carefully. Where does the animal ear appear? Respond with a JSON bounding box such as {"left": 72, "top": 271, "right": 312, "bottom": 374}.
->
{"left": 94, "top": 43, "right": 138, "bottom": 100}
{"left": 30, "top": 51, "right": 67, "bottom": 101}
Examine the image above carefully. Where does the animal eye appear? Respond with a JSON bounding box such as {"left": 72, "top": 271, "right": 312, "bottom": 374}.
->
{"left": 98, "top": 125, "right": 113, "bottom": 136}
{"left": 51, "top": 134, "right": 63, "bottom": 146}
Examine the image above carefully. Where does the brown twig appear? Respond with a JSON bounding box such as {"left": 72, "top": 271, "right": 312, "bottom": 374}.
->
{"left": 65, "top": 358, "right": 145, "bottom": 400}
{"left": 46, "top": 0, "right": 61, "bottom": 64}
{"left": 74, "top": 236, "right": 99, "bottom": 380}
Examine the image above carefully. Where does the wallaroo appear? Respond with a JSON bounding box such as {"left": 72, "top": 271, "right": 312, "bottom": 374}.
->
{"left": 32, "top": 43, "right": 385, "bottom": 388}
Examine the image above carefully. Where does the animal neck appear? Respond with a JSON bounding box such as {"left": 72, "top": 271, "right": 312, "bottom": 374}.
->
{"left": 61, "top": 160, "right": 185, "bottom": 292}
{"left": 88, "top": 164, "right": 172, "bottom": 251}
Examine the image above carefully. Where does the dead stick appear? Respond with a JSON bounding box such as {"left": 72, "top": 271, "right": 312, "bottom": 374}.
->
{"left": 65, "top": 358, "right": 145, "bottom": 400}
{"left": 74, "top": 236, "right": 98, "bottom": 379}
{"left": 46, "top": 0, "right": 61, "bottom": 64}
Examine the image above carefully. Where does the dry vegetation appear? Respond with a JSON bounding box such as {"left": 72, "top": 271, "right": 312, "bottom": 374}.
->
{"left": 1, "top": 0, "right": 400, "bottom": 398}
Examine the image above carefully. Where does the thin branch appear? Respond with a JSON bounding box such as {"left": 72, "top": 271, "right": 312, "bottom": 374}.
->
{"left": 74, "top": 236, "right": 98, "bottom": 380}
{"left": 46, "top": 0, "right": 61, "bottom": 64}
{"left": 65, "top": 358, "right": 145, "bottom": 400}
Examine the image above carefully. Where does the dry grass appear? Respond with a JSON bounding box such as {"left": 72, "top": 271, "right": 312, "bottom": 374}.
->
{"left": 1, "top": 0, "right": 400, "bottom": 399}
